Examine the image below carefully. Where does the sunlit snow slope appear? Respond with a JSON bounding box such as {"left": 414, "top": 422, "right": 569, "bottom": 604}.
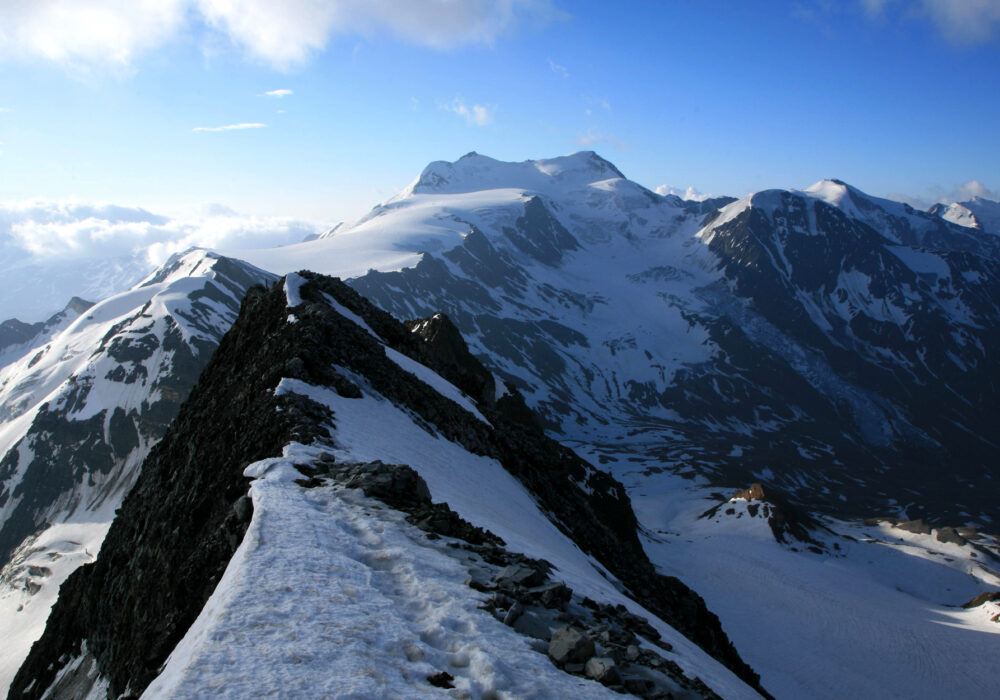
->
{"left": 932, "top": 196, "right": 1000, "bottom": 236}
{"left": 627, "top": 475, "right": 1000, "bottom": 699}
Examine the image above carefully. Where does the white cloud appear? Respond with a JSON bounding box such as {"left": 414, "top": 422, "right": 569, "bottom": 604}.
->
{"left": 922, "top": 0, "right": 1000, "bottom": 42}
{"left": 195, "top": 0, "right": 340, "bottom": 67}
{"left": 548, "top": 57, "right": 568, "bottom": 78}
{"left": 441, "top": 98, "right": 495, "bottom": 127}
{"left": 886, "top": 192, "right": 934, "bottom": 209}
{"left": 0, "top": 1, "right": 560, "bottom": 70}
{"left": 0, "top": 0, "right": 188, "bottom": 68}
{"left": 577, "top": 127, "right": 626, "bottom": 151}
{"left": 261, "top": 88, "right": 293, "bottom": 98}
{"left": 860, "top": 0, "right": 1000, "bottom": 43}
{"left": 192, "top": 122, "right": 267, "bottom": 132}
{"left": 860, "top": 0, "right": 892, "bottom": 16}
{"left": 655, "top": 185, "right": 713, "bottom": 202}
{"left": 583, "top": 94, "right": 611, "bottom": 113}
{"left": 952, "top": 180, "right": 999, "bottom": 202}
{"left": 887, "top": 180, "right": 998, "bottom": 210}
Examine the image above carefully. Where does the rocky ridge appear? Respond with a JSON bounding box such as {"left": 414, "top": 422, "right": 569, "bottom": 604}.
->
{"left": 11, "top": 272, "right": 765, "bottom": 698}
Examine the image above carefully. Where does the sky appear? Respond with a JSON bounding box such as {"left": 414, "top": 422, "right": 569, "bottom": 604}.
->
{"left": 0, "top": 1, "right": 998, "bottom": 252}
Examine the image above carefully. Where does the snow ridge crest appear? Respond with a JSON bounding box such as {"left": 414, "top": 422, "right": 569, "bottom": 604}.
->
{"left": 407, "top": 150, "right": 626, "bottom": 197}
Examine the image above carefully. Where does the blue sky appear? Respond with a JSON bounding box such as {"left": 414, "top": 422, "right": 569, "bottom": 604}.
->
{"left": 0, "top": 0, "right": 998, "bottom": 223}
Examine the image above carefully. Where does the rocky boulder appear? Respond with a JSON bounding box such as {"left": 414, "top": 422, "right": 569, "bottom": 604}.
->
{"left": 585, "top": 657, "right": 620, "bottom": 685}
{"left": 548, "top": 625, "right": 595, "bottom": 666}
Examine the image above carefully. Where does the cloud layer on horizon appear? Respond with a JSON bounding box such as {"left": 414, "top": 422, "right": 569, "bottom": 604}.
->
{"left": 192, "top": 122, "right": 267, "bottom": 132}
{"left": 654, "top": 184, "right": 713, "bottom": 202}
{"left": 1, "top": 199, "right": 321, "bottom": 263}
{"left": 951, "top": 179, "right": 999, "bottom": 202}
{"left": 0, "top": 198, "right": 323, "bottom": 320}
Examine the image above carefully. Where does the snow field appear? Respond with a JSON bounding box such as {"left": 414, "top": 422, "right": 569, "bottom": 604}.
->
{"left": 631, "top": 482, "right": 1000, "bottom": 700}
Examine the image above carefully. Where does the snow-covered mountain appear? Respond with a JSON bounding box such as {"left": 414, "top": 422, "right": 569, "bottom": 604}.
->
{"left": 930, "top": 196, "right": 1000, "bottom": 236}
{"left": 4, "top": 152, "right": 1000, "bottom": 699}
{"left": 0, "top": 250, "right": 274, "bottom": 692}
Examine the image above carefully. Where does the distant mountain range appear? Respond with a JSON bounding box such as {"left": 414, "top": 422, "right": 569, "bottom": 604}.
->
{"left": 2, "top": 153, "right": 999, "bottom": 699}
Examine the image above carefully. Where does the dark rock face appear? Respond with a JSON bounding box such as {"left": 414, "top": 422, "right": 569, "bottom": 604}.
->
{"left": 495, "top": 562, "right": 548, "bottom": 589}
{"left": 733, "top": 483, "right": 766, "bottom": 502}
{"left": 12, "top": 272, "right": 765, "bottom": 698}
{"left": 0, "top": 319, "right": 43, "bottom": 353}
{"left": 896, "top": 519, "right": 933, "bottom": 535}
{"left": 697, "top": 194, "right": 1000, "bottom": 525}
{"left": 426, "top": 671, "right": 455, "bottom": 688}
{"left": 935, "top": 526, "right": 966, "bottom": 546}
{"left": 327, "top": 459, "right": 432, "bottom": 509}
{"left": 962, "top": 591, "right": 1000, "bottom": 609}
{"left": 501, "top": 195, "right": 579, "bottom": 267}
{"left": 404, "top": 313, "right": 496, "bottom": 405}
{"left": 312, "top": 458, "right": 501, "bottom": 547}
